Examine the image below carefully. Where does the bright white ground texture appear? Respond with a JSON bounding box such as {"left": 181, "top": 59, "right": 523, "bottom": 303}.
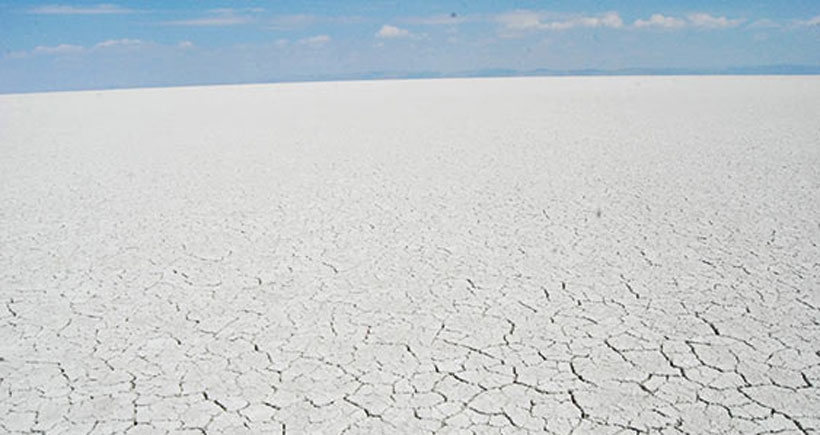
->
{"left": 1, "top": 77, "right": 819, "bottom": 434}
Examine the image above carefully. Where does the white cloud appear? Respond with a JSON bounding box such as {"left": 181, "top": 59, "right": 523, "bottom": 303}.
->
{"left": 163, "top": 9, "right": 252, "bottom": 27}
{"left": 164, "top": 16, "right": 250, "bottom": 26}
{"left": 580, "top": 12, "right": 623, "bottom": 29}
{"left": 207, "top": 8, "right": 236, "bottom": 15}
{"left": 206, "top": 8, "right": 264, "bottom": 15}
{"left": 747, "top": 19, "right": 780, "bottom": 29}
{"left": 178, "top": 41, "right": 194, "bottom": 49}
{"left": 93, "top": 39, "right": 143, "bottom": 49}
{"left": 5, "top": 50, "right": 29, "bottom": 59}
{"left": 267, "top": 14, "right": 365, "bottom": 30}
{"left": 496, "top": 10, "right": 623, "bottom": 32}
{"left": 633, "top": 14, "right": 686, "bottom": 29}
{"left": 11, "top": 39, "right": 150, "bottom": 58}
{"left": 376, "top": 24, "right": 411, "bottom": 39}
{"left": 298, "top": 35, "right": 331, "bottom": 47}
{"left": 269, "top": 14, "right": 317, "bottom": 29}
{"left": 630, "top": 12, "right": 746, "bottom": 30}
{"left": 28, "top": 4, "right": 134, "bottom": 15}
{"left": 687, "top": 13, "right": 744, "bottom": 29}
{"left": 32, "top": 44, "right": 85, "bottom": 55}
{"left": 795, "top": 15, "right": 820, "bottom": 27}
{"left": 403, "top": 14, "right": 466, "bottom": 26}
{"left": 496, "top": 10, "right": 545, "bottom": 30}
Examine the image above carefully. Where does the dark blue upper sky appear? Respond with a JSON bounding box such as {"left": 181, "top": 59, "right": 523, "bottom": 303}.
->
{"left": 1, "top": 1, "right": 819, "bottom": 93}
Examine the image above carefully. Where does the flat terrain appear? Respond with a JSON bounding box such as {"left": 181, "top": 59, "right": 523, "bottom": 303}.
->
{"left": 1, "top": 77, "right": 819, "bottom": 434}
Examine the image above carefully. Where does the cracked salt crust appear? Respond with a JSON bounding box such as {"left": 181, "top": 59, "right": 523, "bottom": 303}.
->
{"left": 1, "top": 76, "right": 819, "bottom": 434}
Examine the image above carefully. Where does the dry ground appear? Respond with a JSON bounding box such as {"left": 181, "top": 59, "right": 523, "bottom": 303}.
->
{"left": 1, "top": 77, "right": 819, "bottom": 434}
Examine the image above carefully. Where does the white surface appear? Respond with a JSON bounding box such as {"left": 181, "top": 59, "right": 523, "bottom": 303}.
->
{"left": 1, "top": 77, "right": 819, "bottom": 434}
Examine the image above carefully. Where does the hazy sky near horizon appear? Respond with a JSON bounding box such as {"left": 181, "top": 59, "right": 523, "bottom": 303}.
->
{"left": 1, "top": 1, "right": 819, "bottom": 92}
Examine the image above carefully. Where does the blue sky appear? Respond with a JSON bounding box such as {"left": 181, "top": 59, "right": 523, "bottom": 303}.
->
{"left": 1, "top": 1, "right": 819, "bottom": 93}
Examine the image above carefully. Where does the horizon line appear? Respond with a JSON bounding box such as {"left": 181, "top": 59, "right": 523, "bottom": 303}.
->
{"left": 2, "top": 66, "right": 819, "bottom": 96}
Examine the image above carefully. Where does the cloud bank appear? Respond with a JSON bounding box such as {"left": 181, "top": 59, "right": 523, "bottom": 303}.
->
{"left": 687, "top": 13, "right": 744, "bottom": 29}
{"left": 163, "top": 9, "right": 253, "bottom": 27}
{"left": 376, "top": 25, "right": 411, "bottom": 38}
{"left": 633, "top": 14, "right": 686, "bottom": 29}
{"left": 28, "top": 4, "right": 134, "bottom": 15}
{"left": 497, "top": 11, "right": 623, "bottom": 31}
